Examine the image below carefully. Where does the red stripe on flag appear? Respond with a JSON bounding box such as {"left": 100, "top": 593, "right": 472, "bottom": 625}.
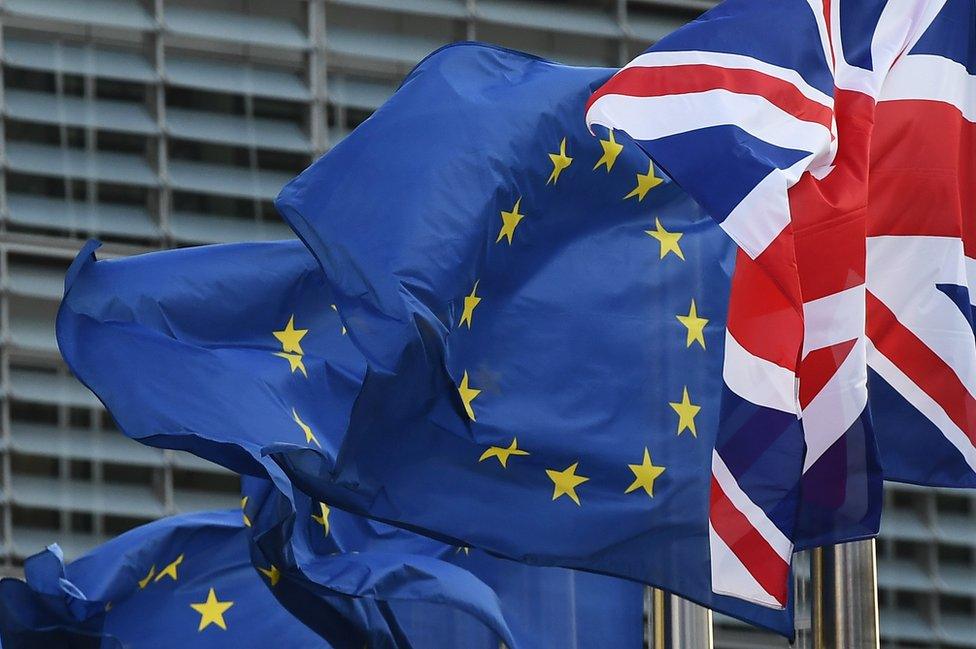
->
{"left": 798, "top": 339, "right": 857, "bottom": 409}
{"left": 790, "top": 90, "right": 874, "bottom": 301}
{"left": 709, "top": 476, "right": 790, "bottom": 606}
{"left": 727, "top": 235, "right": 804, "bottom": 372}
{"left": 868, "top": 100, "right": 976, "bottom": 249}
{"left": 586, "top": 64, "right": 834, "bottom": 129}
{"left": 867, "top": 290, "right": 976, "bottom": 448}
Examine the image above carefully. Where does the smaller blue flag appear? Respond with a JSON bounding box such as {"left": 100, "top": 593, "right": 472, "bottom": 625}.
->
{"left": 0, "top": 510, "right": 336, "bottom": 649}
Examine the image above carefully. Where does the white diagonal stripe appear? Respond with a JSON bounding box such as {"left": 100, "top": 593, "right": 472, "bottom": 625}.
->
{"left": 709, "top": 524, "right": 786, "bottom": 609}
{"left": 723, "top": 331, "right": 799, "bottom": 415}
{"left": 712, "top": 451, "right": 793, "bottom": 563}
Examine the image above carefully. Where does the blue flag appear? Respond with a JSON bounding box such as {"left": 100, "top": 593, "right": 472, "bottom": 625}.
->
{"left": 56, "top": 239, "right": 644, "bottom": 647}
{"left": 273, "top": 44, "right": 799, "bottom": 633}
{"left": 0, "top": 510, "right": 335, "bottom": 648}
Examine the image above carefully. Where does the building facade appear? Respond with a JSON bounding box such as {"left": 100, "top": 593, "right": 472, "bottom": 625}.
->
{"left": 0, "top": 1, "right": 972, "bottom": 647}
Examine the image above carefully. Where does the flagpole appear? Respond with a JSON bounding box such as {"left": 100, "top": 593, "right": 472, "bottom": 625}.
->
{"left": 647, "top": 588, "right": 713, "bottom": 649}
{"left": 812, "top": 539, "right": 880, "bottom": 649}
{"left": 670, "top": 594, "right": 713, "bottom": 649}
{"left": 792, "top": 549, "right": 815, "bottom": 649}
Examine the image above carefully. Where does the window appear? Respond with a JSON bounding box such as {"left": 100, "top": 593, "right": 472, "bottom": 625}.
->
{"left": 4, "top": 67, "right": 56, "bottom": 92}
{"left": 11, "top": 454, "right": 59, "bottom": 478}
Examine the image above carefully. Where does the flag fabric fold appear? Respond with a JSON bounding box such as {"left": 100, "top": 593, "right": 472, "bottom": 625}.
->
{"left": 243, "top": 474, "right": 644, "bottom": 649}
{"left": 55, "top": 238, "right": 645, "bottom": 647}
{"left": 55, "top": 239, "right": 518, "bottom": 648}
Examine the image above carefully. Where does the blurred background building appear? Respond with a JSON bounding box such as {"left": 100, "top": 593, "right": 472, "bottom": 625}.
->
{"left": 0, "top": 1, "right": 972, "bottom": 647}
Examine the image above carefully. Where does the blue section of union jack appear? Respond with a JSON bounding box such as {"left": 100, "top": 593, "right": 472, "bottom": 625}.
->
{"left": 588, "top": 0, "right": 966, "bottom": 609}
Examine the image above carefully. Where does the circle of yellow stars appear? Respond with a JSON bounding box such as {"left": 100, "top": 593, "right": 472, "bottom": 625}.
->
{"left": 450, "top": 128, "right": 715, "bottom": 508}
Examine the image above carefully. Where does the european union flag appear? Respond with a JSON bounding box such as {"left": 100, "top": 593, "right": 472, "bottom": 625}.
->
{"left": 0, "top": 510, "right": 333, "bottom": 648}
{"left": 56, "top": 44, "right": 800, "bottom": 635}
{"left": 273, "top": 44, "right": 797, "bottom": 634}
{"left": 56, "top": 239, "right": 644, "bottom": 647}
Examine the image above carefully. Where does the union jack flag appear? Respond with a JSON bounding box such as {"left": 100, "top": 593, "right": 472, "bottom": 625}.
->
{"left": 587, "top": 0, "right": 969, "bottom": 609}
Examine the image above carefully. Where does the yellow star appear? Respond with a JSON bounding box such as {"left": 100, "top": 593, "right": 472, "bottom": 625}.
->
{"left": 624, "top": 160, "right": 664, "bottom": 201}
{"left": 274, "top": 352, "right": 308, "bottom": 377}
{"left": 190, "top": 587, "right": 234, "bottom": 631}
{"left": 154, "top": 553, "right": 183, "bottom": 582}
{"left": 593, "top": 129, "right": 624, "bottom": 172}
{"left": 670, "top": 387, "right": 701, "bottom": 437}
{"left": 676, "top": 300, "right": 708, "bottom": 349}
{"left": 273, "top": 315, "right": 308, "bottom": 354}
{"left": 292, "top": 408, "right": 321, "bottom": 448}
{"left": 331, "top": 304, "right": 346, "bottom": 335}
{"left": 311, "top": 502, "right": 331, "bottom": 535}
{"left": 546, "top": 462, "right": 590, "bottom": 505}
{"left": 625, "top": 448, "right": 666, "bottom": 497}
{"left": 496, "top": 198, "right": 525, "bottom": 245}
{"left": 458, "top": 371, "right": 481, "bottom": 420}
{"left": 547, "top": 137, "right": 573, "bottom": 185}
{"left": 645, "top": 218, "right": 685, "bottom": 260}
{"left": 241, "top": 497, "right": 251, "bottom": 527}
{"left": 258, "top": 565, "right": 280, "bottom": 586}
{"left": 479, "top": 437, "right": 529, "bottom": 468}
{"left": 137, "top": 565, "right": 156, "bottom": 589}
{"left": 459, "top": 281, "right": 481, "bottom": 329}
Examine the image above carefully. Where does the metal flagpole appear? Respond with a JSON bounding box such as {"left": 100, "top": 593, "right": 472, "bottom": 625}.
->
{"left": 647, "top": 588, "right": 713, "bottom": 649}
{"left": 644, "top": 543, "right": 877, "bottom": 649}
{"left": 792, "top": 549, "right": 815, "bottom": 649}
{"left": 668, "top": 594, "right": 713, "bottom": 649}
{"left": 812, "top": 539, "right": 881, "bottom": 649}
{"left": 647, "top": 587, "right": 664, "bottom": 649}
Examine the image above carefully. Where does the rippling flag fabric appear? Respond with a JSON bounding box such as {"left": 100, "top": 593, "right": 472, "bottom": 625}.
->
{"left": 0, "top": 510, "right": 332, "bottom": 649}
{"left": 55, "top": 240, "right": 516, "bottom": 648}
{"left": 586, "top": 0, "right": 966, "bottom": 605}
{"left": 56, "top": 239, "right": 644, "bottom": 647}
{"left": 243, "top": 475, "right": 644, "bottom": 649}
{"left": 270, "top": 43, "right": 800, "bottom": 631}
{"left": 864, "top": 0, "right": 976, "bottom": 488}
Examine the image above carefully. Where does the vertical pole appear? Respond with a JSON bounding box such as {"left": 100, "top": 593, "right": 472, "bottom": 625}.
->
{"left": 653, "top": 589, "right": 666, "bottom": 649}
{"left": 667, "top": 595, "right": 713, "bottom": 649}
{"left": 646, "top": 587, "right": 666, "bottom": 649}
{"left": 811, "top": 547, "right": 826, "bottom": 649}
{"left": 792, "top": 549, "right": 815, "bottom": 649}
{"left": 644, "top": 587, "right": 653, "bottom": 648}
{"left": 647, "top": 588, "right": 713, "bottom": 649}
{"left": 813, "top": 540, "right": 880, "bottom": 649}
